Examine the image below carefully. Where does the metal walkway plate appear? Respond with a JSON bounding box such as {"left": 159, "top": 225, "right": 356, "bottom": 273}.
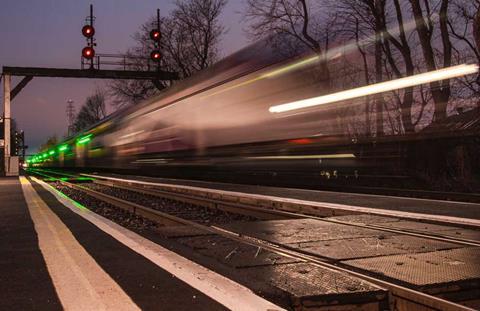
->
{"left": 221, "top": 219, "right": 391, "bottom": 244}
{"left": 373, "top": 220, "right": 480, "bottom": 241}
{"left": 291, "top": 235, "right": 461, "bottom": 260}
{"left": 242, "top": 263, "right": 386, "bottom": 309}
{"left": 344, "top": 247, "right": 480, "bottom": 286}
{"left": 175, "top": 235, "right": 297, "bottom": 268}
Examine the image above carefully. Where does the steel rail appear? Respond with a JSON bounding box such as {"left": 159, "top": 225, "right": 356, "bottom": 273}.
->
{"left": 45, "top": 177, "right": 475, "bottom": 311}
{"left": 81, "top": 173, "right": 480, "bottom": 230}
{"left": 94, "top": 179, "right": 302, "bottom": 221}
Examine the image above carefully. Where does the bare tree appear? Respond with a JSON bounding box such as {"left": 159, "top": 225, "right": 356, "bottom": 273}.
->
{"left": 408, "top": 0, "right": 453, "bottom": 123}
{"left": 448, "top": 0, "right": 480, "bottom": 98}
{"left": 73, "top": 90, "right": 107, "bottom": 133}
{"left": 109, "top": 0, "right": 227, "bottom": 108}
{"left": 324, "top": 0, "right": 388, "bottom": 135}
{"left": 173, "top": 0, "right": 227, "bottom": 73}
{"left": 476, "top": 4, "right": 480, "bottom": 53}
{"left": 244, "top": 0, "right": 333, "bottom": 89}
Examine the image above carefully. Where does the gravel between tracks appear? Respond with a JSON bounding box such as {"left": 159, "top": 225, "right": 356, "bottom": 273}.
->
{"left": 51, "top": 182, "right": 157, "bottom": 232}
{"left": 81, "top": 182, "right": 258, "bottom": 225}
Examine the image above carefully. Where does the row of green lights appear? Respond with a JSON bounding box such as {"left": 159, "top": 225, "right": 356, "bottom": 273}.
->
{"left": 77, "top": 134, "right": 93, "bottom": 145}
{"left": 30, "top": 133, "right": 93, "bottom": 163}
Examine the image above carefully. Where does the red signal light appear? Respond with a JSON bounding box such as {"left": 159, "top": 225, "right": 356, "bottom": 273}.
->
{"left": 82, "top": 46, "right": 95, "bottom": 59}
{"left": 150, "top": 50, "right": 161, "bottom": 61}
{"left": 150, "top": 29, "right": 161, "bottom": 42}
{"left": 82, "top": 25, "right": 95, "bottom": 38}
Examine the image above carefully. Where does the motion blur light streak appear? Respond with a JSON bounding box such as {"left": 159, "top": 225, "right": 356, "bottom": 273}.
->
{"left": 262, "top": 17, "right": 423, "bottom": 80}
{"left": 120, "top": 130, "right": 144, "bottom": 139}
{"left": 200, "top": 18, "right": 422, "bottom": 100}
{"left": 247, "top": 154, "right": 355, "bottom": 160}
{"left": 261, "top": 55, "right": 319, "bottom": 79}
{"left": 269, "top": 64, "right": 479, "bottom": 113}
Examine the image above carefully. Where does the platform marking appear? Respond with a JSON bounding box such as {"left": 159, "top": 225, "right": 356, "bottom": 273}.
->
{"left": 33, "top": 177, "right": 285, "bottom": 311}
{"left": 20, "top": 177, "right": 140, "bottom": 311}
{"left": 82, "top": 174, "right": 480, "bottom": 229}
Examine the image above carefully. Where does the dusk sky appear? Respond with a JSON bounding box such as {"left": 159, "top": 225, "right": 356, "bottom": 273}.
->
{"left": 0, "top": 0, "right": 248, "bottom": 153}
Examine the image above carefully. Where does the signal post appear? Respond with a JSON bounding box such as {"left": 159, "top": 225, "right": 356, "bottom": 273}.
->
{"left": 1, "top": 6, "right": 175, "bottom": 176}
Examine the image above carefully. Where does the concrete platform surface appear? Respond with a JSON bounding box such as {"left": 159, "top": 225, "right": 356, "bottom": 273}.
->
{"left": 0, "top": 177, "right": 61, "bottom": 310}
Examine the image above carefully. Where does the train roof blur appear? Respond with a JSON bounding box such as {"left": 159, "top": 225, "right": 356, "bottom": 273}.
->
{"left": 70, "top": 34, "right": 313, "bottom": 139}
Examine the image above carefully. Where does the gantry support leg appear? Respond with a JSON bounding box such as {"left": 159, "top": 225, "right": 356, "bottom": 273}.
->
{"left": 3, "top": 74, "right": 17, "bottom": 176}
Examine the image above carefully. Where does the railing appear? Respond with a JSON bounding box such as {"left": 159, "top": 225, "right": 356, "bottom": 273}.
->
{"left": 81, "top": 54, "right": 161, "bottom": 71}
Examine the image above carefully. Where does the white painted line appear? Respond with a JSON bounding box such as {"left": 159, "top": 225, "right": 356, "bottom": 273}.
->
{"left": 20, "top": 177, "right": 140, "bottom": 311}
{"left": 84, "top": 174, "right": 480, "bottom": 229}
{"left": 33, "top": 177, "right": 285, "bottom": 311}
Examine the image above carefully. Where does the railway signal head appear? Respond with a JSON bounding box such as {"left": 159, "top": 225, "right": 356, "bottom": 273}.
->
{"left": 82, "top": 46, "right": 95, "bottom": 59}
{"left": 149, "top": 11, "right": 162, "bottom": 66}
{"left": 150, "top": 29, "right": 161, "bottom": 42}
{"left": 150, "top": 50, "right": 161, "bottom": 62}
{"left": 82, "top": 25, "right": 95, "bottom": 38}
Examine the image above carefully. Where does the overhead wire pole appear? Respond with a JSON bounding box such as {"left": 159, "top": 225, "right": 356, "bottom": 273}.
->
{"left": 66, "top": 99, "right": 76, "bottom": 136}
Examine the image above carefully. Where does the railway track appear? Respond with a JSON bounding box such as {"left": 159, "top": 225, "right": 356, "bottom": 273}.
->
{"left": 28, "top": 168, "right": 480, "bottom": 311}
{"left": 28, "top": 167, "right": 480, "bottom": 203}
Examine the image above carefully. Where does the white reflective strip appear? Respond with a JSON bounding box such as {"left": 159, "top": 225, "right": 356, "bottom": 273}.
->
{"left": 33, "top": 177, "right": 285, "bottom": 311}
{"left": 20, "top": 177, "right": 139, "bottom": 311}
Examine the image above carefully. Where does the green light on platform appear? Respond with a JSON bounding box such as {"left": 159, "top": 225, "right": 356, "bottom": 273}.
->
{"left": 49, "top": 150, "right": 55, "bottom": 155}
{"left": 77, "top": 134, "right": 92, "bottom": 144}
{"left": 58, "top": 145, "right": 68, "bottom": 152}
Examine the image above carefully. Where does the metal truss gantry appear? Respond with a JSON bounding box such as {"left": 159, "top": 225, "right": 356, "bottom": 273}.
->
{"left": 1, "top": 66, "right": 178, "bottom": 176}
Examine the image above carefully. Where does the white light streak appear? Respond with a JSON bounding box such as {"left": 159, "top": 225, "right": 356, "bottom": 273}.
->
{"left": 247, "top": 154, "right": 355, "bottom": 160}
{"left": 269, "top": 64, "right": 479, "bottom": 113}
{"left": 120, "top": 130, "right": 145, "bottom": 139}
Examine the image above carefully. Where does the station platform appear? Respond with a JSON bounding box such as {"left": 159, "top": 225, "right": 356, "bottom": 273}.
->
{"left": 0, "top": 177, "right": 281, "bottom": 310}
{"left": 92, "top": 173, "right": 480, "bottom": 220}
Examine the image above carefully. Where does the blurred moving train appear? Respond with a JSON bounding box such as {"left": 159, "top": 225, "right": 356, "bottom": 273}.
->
{"left": 31, "top": 34, "right": 480, "bottom": 190}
